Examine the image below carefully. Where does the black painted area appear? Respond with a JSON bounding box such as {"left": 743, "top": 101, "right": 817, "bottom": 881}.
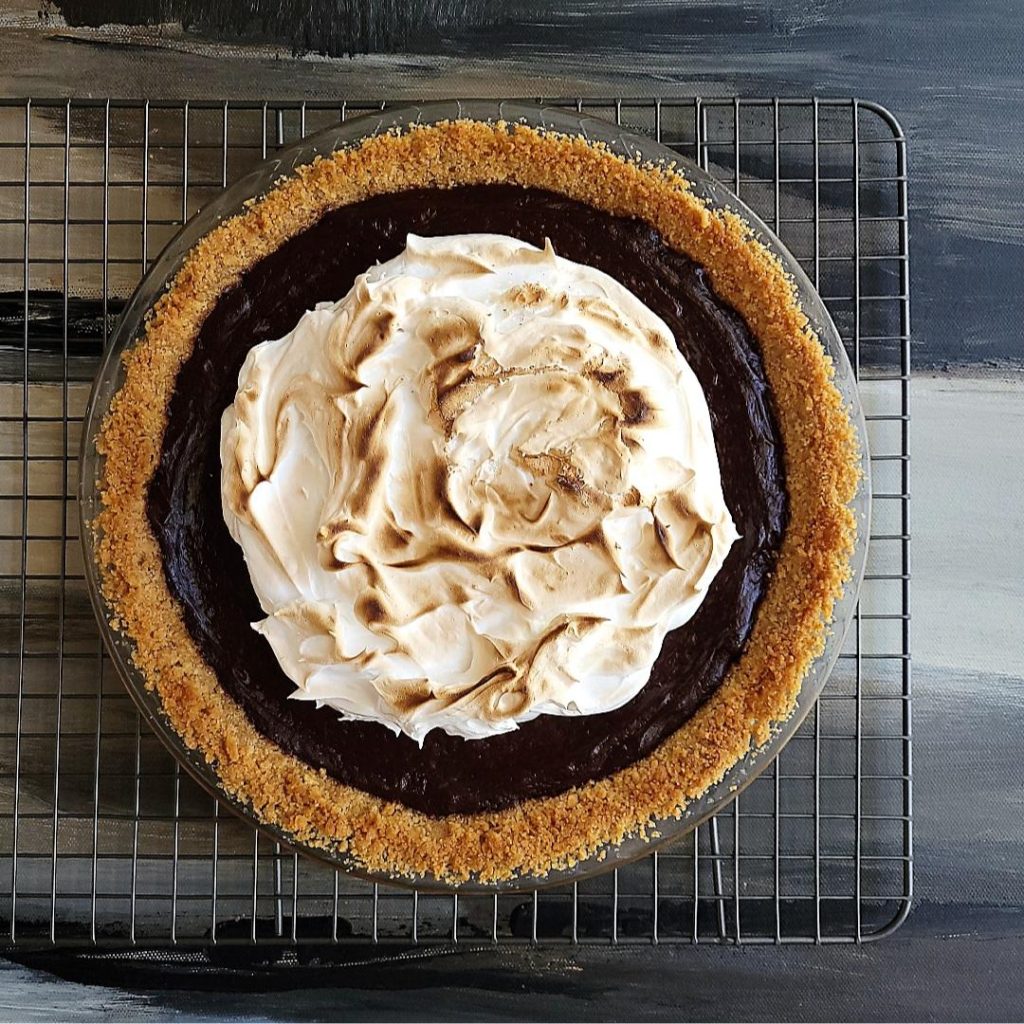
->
{"left": 0, "top": 291, "right": 120, "bottom": 352}
{"left": 147, "top": 184, "right": 786, "bottom": 817}
{"left": 10, "top": 906, "right": 1024, "bottom": 1021}
{"left": 52, "top": 0, "right": 549, "bottom": 55}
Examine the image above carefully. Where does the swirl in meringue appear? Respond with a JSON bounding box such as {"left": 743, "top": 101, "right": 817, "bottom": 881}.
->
{"left": 220, "top": 233, "right": 739, "bottom": 741}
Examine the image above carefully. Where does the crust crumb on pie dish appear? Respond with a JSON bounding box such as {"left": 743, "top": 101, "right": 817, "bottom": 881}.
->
{"left": 94, "top": 120, "right": 860, "bottom": 883}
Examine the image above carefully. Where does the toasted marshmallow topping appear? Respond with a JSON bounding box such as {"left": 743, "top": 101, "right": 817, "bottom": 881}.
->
{"left": 220, "top": 234, "right": 738, "bottom": 741}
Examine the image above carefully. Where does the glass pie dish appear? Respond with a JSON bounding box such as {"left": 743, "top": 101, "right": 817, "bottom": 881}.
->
{"left": 79, "top": 100, "right": 870, "bottom": 893}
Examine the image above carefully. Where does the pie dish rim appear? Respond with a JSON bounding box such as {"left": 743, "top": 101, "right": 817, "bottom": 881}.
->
{"left": 80, "top": 101, "right": 868, "bottom": 889}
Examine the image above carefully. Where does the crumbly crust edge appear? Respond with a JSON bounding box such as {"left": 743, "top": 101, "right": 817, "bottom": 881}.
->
{"left": 94, "top": 120, "right": 860, "bottom": 883}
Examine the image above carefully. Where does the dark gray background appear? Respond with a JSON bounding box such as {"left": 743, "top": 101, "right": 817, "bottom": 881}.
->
{"left": 0, "top": 1, "right": 1022, "bottom": 1020}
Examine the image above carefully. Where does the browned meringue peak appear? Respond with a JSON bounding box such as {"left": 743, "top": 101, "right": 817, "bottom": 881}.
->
{"left": 220, "top": 233, "right": 738, "bottom": 741}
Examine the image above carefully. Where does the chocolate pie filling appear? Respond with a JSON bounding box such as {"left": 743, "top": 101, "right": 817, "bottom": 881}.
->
{"left": 147, "top": 184, "right": 788, "bottom": 816}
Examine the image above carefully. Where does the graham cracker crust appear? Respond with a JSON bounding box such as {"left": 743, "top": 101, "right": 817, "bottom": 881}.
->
{"left": 94, "top": 120, "right": 859, "bottom": 883}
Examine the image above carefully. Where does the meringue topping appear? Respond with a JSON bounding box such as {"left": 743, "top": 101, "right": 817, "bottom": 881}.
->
{"left": 220, "top": 233, "right": 739, "bottom": 741}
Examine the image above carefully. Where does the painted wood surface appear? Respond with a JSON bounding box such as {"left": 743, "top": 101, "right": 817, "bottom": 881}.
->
{"left": 2, "top": 0, "right": 1024, "bottom": 368}
{"left": 0, "top": 372, "right": 1017, "bottom": 1021}
{"left": 0, "top": 1, "right": 1021, "bottom": 1019}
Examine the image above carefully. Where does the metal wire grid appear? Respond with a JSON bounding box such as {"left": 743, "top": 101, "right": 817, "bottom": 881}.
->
{"left": 0, "top": 97, "right": 910, "bottom": 953}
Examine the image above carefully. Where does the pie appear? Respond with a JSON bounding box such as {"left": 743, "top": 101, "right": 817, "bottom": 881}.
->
{"left": 94, "top": 119, "right": 859, "bottom": 882}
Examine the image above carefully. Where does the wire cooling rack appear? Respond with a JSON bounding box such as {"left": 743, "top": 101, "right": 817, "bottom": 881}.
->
{"left": 0, "top": 97, "right": 911, "bottom": 957}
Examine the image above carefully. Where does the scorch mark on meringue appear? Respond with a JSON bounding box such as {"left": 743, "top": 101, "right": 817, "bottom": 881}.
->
{"left": 220, "top": 233, "right": 739, "bottom": 742}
